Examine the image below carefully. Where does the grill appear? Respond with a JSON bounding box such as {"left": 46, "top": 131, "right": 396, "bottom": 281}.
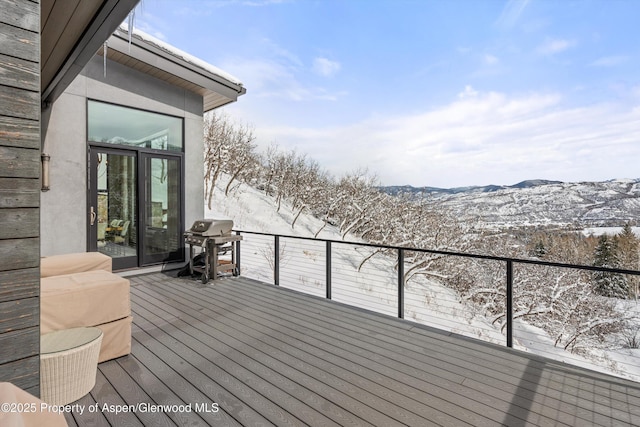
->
{"left": 184, "top": 219, "right": 242, "bottom": 283}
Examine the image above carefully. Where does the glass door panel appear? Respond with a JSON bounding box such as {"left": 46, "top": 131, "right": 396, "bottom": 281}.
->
{"left": 90, "top": 149, "right": 138, "bottom": 269}
{"left": 142, "top": 155, "right": 183, "bottom": 265}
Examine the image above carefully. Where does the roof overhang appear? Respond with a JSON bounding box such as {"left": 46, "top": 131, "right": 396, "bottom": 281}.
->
{"left": 41, "top": 0, "right": 140, "bottom": 106}
{"left": 102, "top": 27, "right": 246, "bottom": 113}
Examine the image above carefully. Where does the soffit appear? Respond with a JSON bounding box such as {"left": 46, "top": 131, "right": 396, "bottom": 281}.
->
{"left": 102, "top": 29, "right": 246, "bottom": 113}
{"left": 41, "top": 0, "right": 140, "bottom": 104}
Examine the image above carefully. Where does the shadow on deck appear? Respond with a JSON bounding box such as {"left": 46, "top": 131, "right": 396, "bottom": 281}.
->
{"left": 64, "top": 272, "right": 640, "bottom": 426}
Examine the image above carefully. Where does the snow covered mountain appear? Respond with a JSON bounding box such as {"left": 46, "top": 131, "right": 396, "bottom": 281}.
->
{"left": 382, "top": 178, "right": 640, "bottom": 228}
{"left": 382, "top": 179, "right": 564, "bottom": 196}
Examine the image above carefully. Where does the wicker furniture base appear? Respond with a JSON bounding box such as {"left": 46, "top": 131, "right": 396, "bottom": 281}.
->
{"left": 40, "top": 327, "right": 103, "bottom": 406}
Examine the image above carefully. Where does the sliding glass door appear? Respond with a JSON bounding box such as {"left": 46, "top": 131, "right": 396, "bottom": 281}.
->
{"left": 88, "top": 148, "right": 183, "bottom": 270}
{"left": 87, "top": 100, "right": 185, "bottom": 270}
{"left": 141, "top": 154, "right": 183, "bottom": 265}
{"left": 89, "top": 148, "right": 138, "bottom": 270}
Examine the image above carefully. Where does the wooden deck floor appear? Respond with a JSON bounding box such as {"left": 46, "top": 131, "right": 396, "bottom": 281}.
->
{"left": 64, "top": 271, "right": 640, "bottom": 426}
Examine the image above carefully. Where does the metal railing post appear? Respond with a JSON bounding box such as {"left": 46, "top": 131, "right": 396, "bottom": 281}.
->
{"left": 326, "top": 241, "right": 332, "bottom": 299}
{"left": 274, "top": 235, "right": 280, "bottom": 286}
{"left": 506, "top": 260, "right": 513, "bottom": 348}
{"left": 398, "top": 248, "right": 405, "bottom": 319}
{"left": 235, "top": 231, "right": 241, "bottom": 275}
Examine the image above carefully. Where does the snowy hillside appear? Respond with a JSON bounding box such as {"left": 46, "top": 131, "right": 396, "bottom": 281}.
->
{"left": 383, "top": 179, "right": 640, "bottom": 228}
{"left": 207, "top": 174, "right": 503, "bottom": 342}
{"left": 206, "top": 174, "right": 640, "bottom": 383}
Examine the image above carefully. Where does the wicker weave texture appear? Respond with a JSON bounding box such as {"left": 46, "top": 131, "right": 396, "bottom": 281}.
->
{"left": 40, "top": 332, "right": 103, "bottom": 406}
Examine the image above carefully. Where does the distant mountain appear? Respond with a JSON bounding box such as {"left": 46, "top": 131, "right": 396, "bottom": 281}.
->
{"left": 380, "top": 179, "right": 640, "bottom": 228}
{"left": 380, "top": 179, "right": 564, "bottom": 197}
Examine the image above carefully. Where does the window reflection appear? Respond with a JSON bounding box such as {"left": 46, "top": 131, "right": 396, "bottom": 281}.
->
{"left": 96, "top": 153, "right": 137, "bottom": 260}
{"left": 88, "top": 101, "right": 183, "bottom": 151}
{"left": 145, "top": 157, "right": 181, "bottom": 259}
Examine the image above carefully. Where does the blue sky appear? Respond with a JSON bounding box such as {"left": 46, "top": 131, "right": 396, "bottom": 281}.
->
{"left": 134, "top": 0, "right": 640, "bottom": 187}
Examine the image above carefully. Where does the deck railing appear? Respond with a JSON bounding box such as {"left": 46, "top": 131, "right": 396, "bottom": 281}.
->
{"left": 233, "top": 229, "right": 640, "bottom": 380}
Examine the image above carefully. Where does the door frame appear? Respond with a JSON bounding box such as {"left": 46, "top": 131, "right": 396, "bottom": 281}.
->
{"left": 139, "top": 151, "right": 185, "bottom": 266}
{"left": 87, "top": 143, "right": 185, "bottom": 270}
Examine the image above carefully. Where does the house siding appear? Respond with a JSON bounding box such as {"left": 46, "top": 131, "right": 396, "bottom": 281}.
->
{"left": 0, "top": 0, "right": 41, "bottom": 395}
{"left": 41, "top": 55, "right": 205, "bottom": 257}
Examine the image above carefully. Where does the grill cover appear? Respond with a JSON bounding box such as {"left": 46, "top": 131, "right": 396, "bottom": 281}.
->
{"left": 188, "top": 219, "right": 233, "bottom": 236}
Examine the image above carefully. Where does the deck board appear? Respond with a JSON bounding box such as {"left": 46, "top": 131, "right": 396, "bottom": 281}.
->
{"left": 68, "top": 272, "right": 640, "bottom": 426}
{"left": 131, "top": 298, "right": 347, "bottom": 426}
{"left": 143, "top": 276, "right": 505, "bottom": 426}
{"left": 223, "top": 277, "right": 640, "bottom": 419}
{"left": 131, "top": 311, "right": 300, "bottom": 426}
{"left": 225, "top": 278, "right": 640, "bottom": 425}
{"left": 172, "top": 277, "right": 595, "bottom": 425}
{"left": 135, "top": 279, "right": 447, "bottom": 426}
{"left": 114, "top": 349, "right": 214, "bottom": 427}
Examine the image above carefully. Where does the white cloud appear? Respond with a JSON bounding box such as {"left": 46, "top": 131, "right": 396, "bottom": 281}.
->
{"left": 589, "top": 55, "right": 629, "bottom": 67}
{"left": 241, "top": 0, "right": 288, "bottom": 5}
{"left": 218, "top": 39, "right": 346, "bottom": 101}
{"left": 458, "top": 85, "right": 479, "bottom": 99}
{"left": 495, "top": 0, "right": 531, "bottom": 29}
{"left": 261, "top": 37, "right": 303, "bottom": 68}
{"left": 483, "top": 54, "right": 499, "bottom": 65}
{"left": 244, "top": 89, "right": 640, "bottom": 187}
{"left": 313, "top": 57, "right": 341, "bottom": 77}
{"left": 537, "top": 38, "right": 577, "bottom": 55}
{"left": 130, "top": 10, "right": 169, "bottom": 40}
{"left": 221, "top": 56, "right": 345, "bottom": 101}
{"left": 176, "top": 0, "right": 289, "bottom": 9}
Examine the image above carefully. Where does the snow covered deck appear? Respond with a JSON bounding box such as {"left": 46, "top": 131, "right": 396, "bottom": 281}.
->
{"left": 65, "top": 272, "right": 640, "bottom": 426}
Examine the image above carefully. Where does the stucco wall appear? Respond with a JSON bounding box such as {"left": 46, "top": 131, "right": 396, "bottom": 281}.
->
{"left": 41, "top": 56, "right": 204, "bottom": 257}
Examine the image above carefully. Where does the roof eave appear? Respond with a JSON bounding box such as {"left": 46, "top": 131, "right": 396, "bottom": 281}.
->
{"left": 41, "top": 0, "right": 140, "bottom": 106}
{"left": 107, "top": 28, "right": 245, "bottom": 112}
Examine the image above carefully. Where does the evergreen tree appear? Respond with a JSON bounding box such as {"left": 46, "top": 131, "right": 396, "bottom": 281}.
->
{"left": 532, "top": 240, "right": 547, "bottom": 258}
{"left": 617, "top": 222, "right": 639, "bottom": 298}
{"left": 592, "top": 234, "right": 629, "bottom": 298}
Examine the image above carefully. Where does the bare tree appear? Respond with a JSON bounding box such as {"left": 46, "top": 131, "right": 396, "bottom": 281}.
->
{"left": 203, "top": 111, "right": 258, "bottom": 209}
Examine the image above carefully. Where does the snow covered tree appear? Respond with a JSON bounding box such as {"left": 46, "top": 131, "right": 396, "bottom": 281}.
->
{"left": 448, "top": 231, "right": 635, "bottom": 354}
{"left": 592, "top": 234, "right": 629, "bottom": 298}
{"left": 333, "top": 170, "right": 383, "bottom": 240}
{"left": 222, "top": 121, "right": 258, "bottom": 195}
{"left": 617, "top": 223, "right": 639, "bottom": 298}
{"left": 524, "top": 229, "right": 597, "bottom": 265}
{"left": 617, "top": 223, "right": 639, "bottom": 265}
{"left": 203, "top": 112, "right": 258, "bottom": 208}
{"left": 203, "top": 112, "right": 233, "bottom": 208}
{"left": 531, "top": 240, "right": 548, "bottom": 258}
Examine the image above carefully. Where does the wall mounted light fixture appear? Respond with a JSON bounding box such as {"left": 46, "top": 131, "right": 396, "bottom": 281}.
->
{"left": 41, "top": 153, "right": 50, "bottom": 191}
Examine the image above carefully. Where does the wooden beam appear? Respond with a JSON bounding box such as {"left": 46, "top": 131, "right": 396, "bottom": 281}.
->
{"left": 0, "top": 86, "right": 39, "bottom": 120}
{"left": 0, "top": 208, "right": 40, "bottom": 239}
{"left": 0, "top": 327, "right": 39, "bottom": 365}
{"left": 0, "top": 297, "right": 39, "bottom": 334}
{"left": 0, "top": 22, "right": 39, "bottom": 63}
{"left": 0, "top": 356, "right": 39, "bottom": 394}
{"left": 0, "top": 146, "right": 40, "bottom": 178}
{"left": 0, "top": 268, "right": 39, "bottom": 304}
{"left": 0, "top": 178, "right": 40, "bottom": 208}
{"left": 0, "top": 53, "right": 39, "bottom": 92}
{"left": 0, "top": 0, "right": 39, "bottom": 31}
{"left": 0, "top": 116, "right": 40, "bottom": 149}
{"left": 0, "top": 238, "right": 39, "bottom": 271}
